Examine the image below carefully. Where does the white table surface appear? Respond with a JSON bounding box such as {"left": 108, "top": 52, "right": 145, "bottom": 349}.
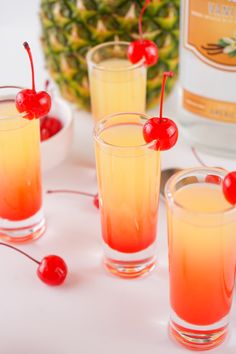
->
{"left": 0, "top": 1, "right": 236, "bottom": 353}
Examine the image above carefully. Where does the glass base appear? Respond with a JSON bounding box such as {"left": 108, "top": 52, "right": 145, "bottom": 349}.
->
{"left": 169, "top": 311, "right": 228, "bottom": 351}
{"left": 103, "top": 242, "right": 157, "bottom": 278}
{"left": 0, "top": 208, "right": 46, "bottom": 243}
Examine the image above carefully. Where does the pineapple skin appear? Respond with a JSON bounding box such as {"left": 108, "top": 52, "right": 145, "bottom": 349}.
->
{"left": 40, "top": 0, "right": 180, "bottom": 110}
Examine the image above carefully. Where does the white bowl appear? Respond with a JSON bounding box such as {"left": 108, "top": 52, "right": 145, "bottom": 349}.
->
{"left": 41, "top": 96, "right": 74, "bottom": 172}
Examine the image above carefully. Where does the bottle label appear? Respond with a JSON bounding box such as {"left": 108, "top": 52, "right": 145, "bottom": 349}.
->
{"left": 184, "top": 0, "right": 236, "bottom": 71}
{"left": 183, "top": 89, "right": 236, "bottom": 122}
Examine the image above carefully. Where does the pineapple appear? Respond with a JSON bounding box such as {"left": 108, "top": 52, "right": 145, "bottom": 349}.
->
{"left": 40, "top": 0, "right": 180, "bottom": 110}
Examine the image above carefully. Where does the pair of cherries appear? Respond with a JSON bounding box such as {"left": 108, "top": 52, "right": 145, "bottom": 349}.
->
{"left": 127, "top": 1, "right": 178, "bottom": 151}
{"left": 138, "top": 8, "right": 236, "bottom": 209}
{"left": 17, "top": 4, "right": 174, "bottom": 151}
{"left": 131, "top": 1, "right": 236, "bottom": 204}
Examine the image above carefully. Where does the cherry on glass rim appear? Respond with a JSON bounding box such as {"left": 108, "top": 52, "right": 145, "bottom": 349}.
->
{"left": 143, "top": 71, "right": 178, "bottom": 150}
{"left": 191, "top": 147, "right": 236, "bottom": 205}
{"left": 0, "top": 242, "right": 67, "bottom": 286}
{"left": 128, "top": 39, "right": 158, "bottom": 67}
{"left": 15, "top": 42, "right": 51, "bottom": 119}
{"left": 223, "top": 172, "right": 236, "bottom": 205}
{"left": 128, "top": 0, "right": 158, "bottom": 66}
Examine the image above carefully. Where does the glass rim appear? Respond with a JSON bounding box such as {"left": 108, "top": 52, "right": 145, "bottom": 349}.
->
{"left": 164, "top": 166, "right": 236, "bottom": 215}
{"left": 93, "top": 112, "right": 158, "bottom": 151}
{"left": 86, "top": 41, "right": 145, "bottom": 72}
{"left": 0, "top": 85, "right": 26, "bottom": 121}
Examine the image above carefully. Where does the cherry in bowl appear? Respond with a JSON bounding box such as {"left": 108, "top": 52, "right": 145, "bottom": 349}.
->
{"left": 40, "top": 116, "right": 63, "bottom": 142}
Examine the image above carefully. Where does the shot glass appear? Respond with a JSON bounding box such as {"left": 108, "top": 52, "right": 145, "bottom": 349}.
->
{"left": 87, "top": 42, "right": 146, "bottom": 121}
{"left": 94, "top": 112, "right": 161, "bottom": 278}
{"left": 0, "top": 86, "right": 45, "bottom": 242}
{"left": 165, "top": 167, "right": 236, "bottom": 350}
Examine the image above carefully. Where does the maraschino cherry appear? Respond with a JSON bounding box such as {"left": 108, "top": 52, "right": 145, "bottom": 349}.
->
{"left": 37, "top": 255, "right": 67, "bottom": 286}
{"left": 192, "top": 147, "right": 236, "bottom": 204}
{"left": 0, "top": 242, "right": 67, "bottom": 286}
{"left": 223, "top": 172, "right": 236, "bottom": 205}
{"left": 205, "top": 173, "right": 222, "bottom": 185}
{"left": 40, "top": 116, "right": 63, "bottom": 141}
{"left": 128, "top": 0, "right": 158, "bottom": 66}
{"left": 39, "top": 79, "right": 63, "bottom": 141}
{"left": 16, "top": 42, "right": 51, "bottom": 119}
{"left": 93, "top": 194, "right": 100, "bottom": 209}
{"left": 47, "top": 190, "right": 99, "bottom": 209}
{"left": 143, "top": 72, "right": 178, "bottom": 150}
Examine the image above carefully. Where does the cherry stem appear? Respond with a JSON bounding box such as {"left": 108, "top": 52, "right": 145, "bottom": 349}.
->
{"left": 47, "top": 189, "right": 95, "bottom": 198}
{"left": 139, "top": 0, "right": 151, "bottom": 39}
{"left": 23, "top": 42, "right": 35, "bottom": 92}
{"left": 191, "top": 147, "right": 207, "bottom": 167}
{"left": 159, "top": 71, "right": 174, "bottom": 120}
{"left": 45, "top": 79, "right": 50, "bottom": 91}
{"left": 0, "top": 242, "right": 40, "bottom": 265}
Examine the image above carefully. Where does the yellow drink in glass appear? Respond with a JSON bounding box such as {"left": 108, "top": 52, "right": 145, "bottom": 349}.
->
{"left": 165, "top": 168, "right": 236, "bottom": 350}
{"left": 94, "top": 113, "right": 160, "bottom": 278}
{"left": 87, "top": 42, "right": 146, "bottom": 121}
{"left": 0, "top": 87, "right": 45, "bottom": 242}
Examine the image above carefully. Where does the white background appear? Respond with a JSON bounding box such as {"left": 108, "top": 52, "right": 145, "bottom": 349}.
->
{"left": 0, "top": 1, "right": 236, "bottom": 354}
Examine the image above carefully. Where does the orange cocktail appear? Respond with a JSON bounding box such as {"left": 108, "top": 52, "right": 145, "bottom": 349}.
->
{"left": 94, "top": 113, "right": 160, "bottom": 278}
{"left": 0, "top": 87, "right": 45, "bottom": 242}
{"left": 165, "top": 167, "right": 236, "bottom": 350}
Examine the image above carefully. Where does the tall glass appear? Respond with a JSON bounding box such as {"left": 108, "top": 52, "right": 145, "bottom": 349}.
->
{"left": 0, "top": 86, "right": 45, "bottom": 242}
{"left": 87, "top": 42, "right": 146, "bottom": 121}
{"left": 94, "top": 113, "right": 161, "bottom": 278}
{"left": 165, "top": 167, "right": 236, "bottom": 350}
